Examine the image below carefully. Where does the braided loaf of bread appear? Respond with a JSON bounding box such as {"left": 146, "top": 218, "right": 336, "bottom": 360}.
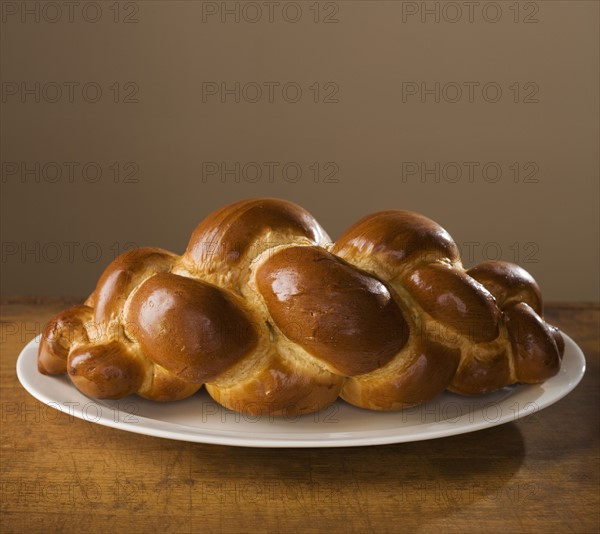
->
{"left": 38, "top": 198, "right": 564, "bottom": 416}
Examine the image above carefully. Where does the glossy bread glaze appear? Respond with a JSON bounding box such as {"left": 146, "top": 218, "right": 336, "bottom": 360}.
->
{"left": 467, "top": 260, "right": 543, "bottom": 314}
{"left": 404, "top": 263, "right": 500, "bottom": 343}
{"left": 183, "top": 197, "right": 330, "bottom": 283}
{"left": 256, "top": 246, "right": 409, "bottom": 376}
{"left": 38, "top": 304, "right": 92, "bottom": 375}
{"left": 125, "top": 272, "right": 258, "bottom": 383}
{"left": 38, "top": 198, "right": 564, "bottom": 415}
{"left": 68, "top": 341, "right": 146, "bottom": 399}
{"left": 90, "top": 248, "right": 177, "bottom": 324}
{"left": 332, "top": 209, "right": 461, "bottom": 271}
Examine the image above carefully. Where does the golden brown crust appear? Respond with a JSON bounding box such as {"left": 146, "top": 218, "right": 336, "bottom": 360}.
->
{"left": 91, "top": 248, "right": 177, "bottom": 324}
{"left": 137, "top": 362, "right": 202, "bottom": 402}
{"left": 341, "top": 338, "right": 460, "bottom": 410}
{"left": 37, "top": 198, "right": 563, "bottom": 414}
{"left": 184, "top": 197, "right": 330, "bottom": 273}
{"left": 333, "top": 210, "right": 461, "bottom": 269}
{"left": 405, "top": 263, "right": 500, "bottom": 343}
{"left": 206, "top": 346, "right": 344, "bottom": 417}
{"left": 449, "top": 345, "right": 511, "bottom": 395}
{"left": 467, "top": 261, "right": 543, "bottom": 314}
{"left": 125, "top": 273, "right": 259, "bottom": 383}
{"left": 549, "top": 324, "right": 565, "bottom": 357}
{"left": 68, "top": 341, "right": 145, "bottom": 399}
{"left": 256, "top": 246, "right": 409, "bottom": 376}
{"left": 38, "top": 305, "right": 93, "bottom": 375}
{"left": 504, "top": 302, "right": 562, "bottom": 383}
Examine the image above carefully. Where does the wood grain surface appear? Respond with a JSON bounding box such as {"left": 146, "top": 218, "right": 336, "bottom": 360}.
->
{"left": 1, "top": 298, "right": 598, "bottom": 534}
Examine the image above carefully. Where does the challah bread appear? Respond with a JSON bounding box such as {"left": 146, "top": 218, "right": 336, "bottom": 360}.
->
{"left": 38, "top": 198, "right": 564, "bottom": 416}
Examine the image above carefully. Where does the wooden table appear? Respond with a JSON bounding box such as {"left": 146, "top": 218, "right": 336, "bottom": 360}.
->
{"left": 1, "top": 298, "right": 598, "bottom": 533}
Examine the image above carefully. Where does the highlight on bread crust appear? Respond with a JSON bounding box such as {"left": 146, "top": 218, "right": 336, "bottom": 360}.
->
{"left": 37, "top": 197, "right": 564, "bottom": 416}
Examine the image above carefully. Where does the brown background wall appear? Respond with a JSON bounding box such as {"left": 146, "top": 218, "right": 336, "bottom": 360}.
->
{"left": 1, "top": 0, "right": 598, "bottom": 301}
